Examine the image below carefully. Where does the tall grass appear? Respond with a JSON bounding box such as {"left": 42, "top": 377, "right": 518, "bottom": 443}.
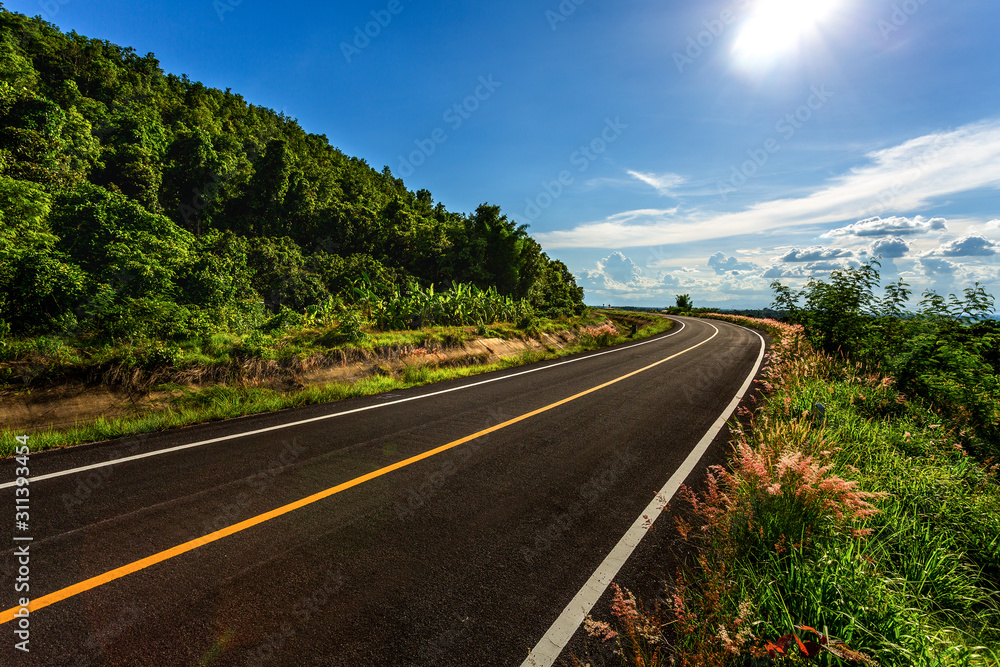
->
{"left": 576, "top": 315, "right": 1000, "bottom": 667}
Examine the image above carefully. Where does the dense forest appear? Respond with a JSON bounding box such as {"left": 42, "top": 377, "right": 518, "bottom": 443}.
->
{"left": 0, "top": 6, "right": 584, "bottom": 343}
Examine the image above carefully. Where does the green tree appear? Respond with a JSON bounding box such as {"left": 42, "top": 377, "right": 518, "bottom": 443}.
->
{"left": 0, "top": 177, "right": 88, "bottom": 333}
{"left": 0, "top": 5, "right": 587, "bottom": 337}
{"left": 51, "top": 183, "right": 192, "bottom": 297}
{"left": 247, "top": 236, "right": 329, "bottom": 313}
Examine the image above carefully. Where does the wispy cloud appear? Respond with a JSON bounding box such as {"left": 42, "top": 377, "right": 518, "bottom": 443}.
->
{"left": 626, "top": 170, "right": 686, "bottom": 196}
{"left": 538, "top": 119, "right": 1000, "bottom": 249}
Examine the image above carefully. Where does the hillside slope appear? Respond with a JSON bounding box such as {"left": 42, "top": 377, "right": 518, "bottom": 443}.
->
{"left": 0, "top": 6, "right": 584, "bottom": 343}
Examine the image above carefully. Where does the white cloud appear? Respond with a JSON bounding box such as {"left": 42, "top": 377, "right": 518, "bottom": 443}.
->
{"left": 928, "top": 234, "right": 999, "bottom": 257}
{"left": 761, "top": 265, "right": 798, "bottom": 279}
{"left": 870, "top": 237, "right": 911, "bottom": 258}
{"left": 626, "top": 170, "right": 686, "bottom": 196}
{"left": 579, "top": 251, "right": 704, "bottom": 299}
{"left": 599, "top": 252, "right": 646, "bottom": 286}
{"left": 760, "top": 259, "right": 859, "bottom": 279}
{"left": 583, "top": 252, "right": 666, "bottom": 290}
{"left": 806, "top": 260, "right": 861, "bottom": 271}
{"left": 824, "top": 215, "right": 948, "bottom": 238}
{"left": 920, "top": 257, "right": 959, "bottom": 276}
{"left": 708, "top": 252, "right": 759, "bottom": 275}
{"left": 780, "top": 246, "right": 853, "bottom": 262}
{"left": 537, "top": 119, "right": 1000, "bottom": 249}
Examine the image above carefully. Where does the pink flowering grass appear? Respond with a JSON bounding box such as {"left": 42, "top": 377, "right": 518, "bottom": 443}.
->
{"left": 575, "top": 583, "right": 667, "bottom": 667}
{"left": 580, "top": 321, "right": 620, "bottom": 340}
{"left": 679, "top": 429, "right": 885, "bottom": 565}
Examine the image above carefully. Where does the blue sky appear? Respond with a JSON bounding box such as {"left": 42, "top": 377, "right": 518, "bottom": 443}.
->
{"left": 9, "top": 0, "right": 1000, "bottom": 308}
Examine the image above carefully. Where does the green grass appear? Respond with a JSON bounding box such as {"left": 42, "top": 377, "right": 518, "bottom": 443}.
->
{"left": 690, "top": 316, "right": 1000, "bottom": 665}
{"left": 725, "top": 383, "right": 1000, "bottom": 664}
{"left": 0, "top": 310, "right": 615, "bottom": 390}
{"left": 0, "top": 313, "right": 672, "bottom": 456}
{"left": 579, "top": 315, "right": 1000, "bottom": 667}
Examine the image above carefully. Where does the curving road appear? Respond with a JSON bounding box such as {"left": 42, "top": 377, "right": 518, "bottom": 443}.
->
{"left": 1, "top": 315, "right": 766, "bottom": 666}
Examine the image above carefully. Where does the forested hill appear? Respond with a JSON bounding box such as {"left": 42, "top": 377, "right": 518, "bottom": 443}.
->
{"left": 0, "top": 7, "right": 584, "bottom": 340}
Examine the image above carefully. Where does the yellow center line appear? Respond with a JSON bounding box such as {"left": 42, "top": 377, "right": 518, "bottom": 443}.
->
{"left": 0, "top": 323, "right": 718, "bottom": 625}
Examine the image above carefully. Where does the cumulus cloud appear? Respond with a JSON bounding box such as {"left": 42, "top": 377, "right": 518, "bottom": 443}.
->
{"left": 761, "top": 260, "right": 858, "bottom": 279}
{"left": 583, "top": 251, "right": 644, "bottom": 287}
{"left": 929, "top": 234, "right": 999, "bottom": 257}
{"left": 920, "top": 257, "right": 959, "bottom": 275}
{"left": 718, "top": 275, "right": 772, "bottom": 295}
{"left": 581, "top": 251, "right": 683, "bottom": 294}
{"left": 870, "top": 237, "right": 911, "bottom": 258}
{"left": 536, "top": 119, "right": 1000, "bottom": 249}
{"left": 780, "top": 247, "right": 853, "bottom": 262}
{"left": 761, "top": 265, "right": 797, "bottom": 279}
{"left": 824, "top": 215, "right": 948, "bottom": 238}
{"left": 708, "top": 252, "right": 759, "bottom": 275}
{"left": 809, "top": 260, "right": 860, "bottom": 272}
{"left": 626, "top": 170, "right": 686, "bottom": 196}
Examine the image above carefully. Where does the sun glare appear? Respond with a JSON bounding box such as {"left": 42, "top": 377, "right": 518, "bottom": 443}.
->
{"left": 732, "top": 0, "right": 840, "bottom": 67}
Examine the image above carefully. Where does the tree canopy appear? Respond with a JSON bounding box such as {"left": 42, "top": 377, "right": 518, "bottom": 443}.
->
{"left": 0, "top": 7, "right": 584, "bottom": 339}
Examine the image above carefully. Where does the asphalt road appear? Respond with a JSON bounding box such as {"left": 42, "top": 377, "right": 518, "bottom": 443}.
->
{"left": 1, "top": 315, "right": 766, "bottom": 666}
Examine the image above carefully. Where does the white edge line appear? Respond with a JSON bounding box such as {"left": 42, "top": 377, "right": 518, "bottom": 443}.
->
{"left": 0, "top": 320, "right": 688, "bottom": 489}
{"left": 520, "top": 320, "right": 767, "bottom": 667}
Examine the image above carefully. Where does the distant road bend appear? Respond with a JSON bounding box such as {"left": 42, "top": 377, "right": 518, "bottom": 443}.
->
{"left": 1, "top": 315, "right": 765, "bottom": 666}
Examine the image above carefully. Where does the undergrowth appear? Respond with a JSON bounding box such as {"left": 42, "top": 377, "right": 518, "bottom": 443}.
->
{"left": 0, "top": 309, "right": 612, "bottom": 393}
{"left": 0, "top": 312, "right": 671, "bottom": 455}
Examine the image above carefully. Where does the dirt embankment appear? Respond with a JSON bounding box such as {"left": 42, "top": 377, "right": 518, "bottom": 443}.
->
{"left": 0, "top": 330, "right": 581, "bottom": 433}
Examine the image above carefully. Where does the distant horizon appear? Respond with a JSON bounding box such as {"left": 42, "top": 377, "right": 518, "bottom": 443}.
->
{"left": 4, "top": 0, "right": 998, "bottom": 310}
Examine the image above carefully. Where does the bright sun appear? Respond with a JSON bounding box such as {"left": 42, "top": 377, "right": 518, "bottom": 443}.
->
{"left": 732, "top": 0, "right": 840, "bottom": 66}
